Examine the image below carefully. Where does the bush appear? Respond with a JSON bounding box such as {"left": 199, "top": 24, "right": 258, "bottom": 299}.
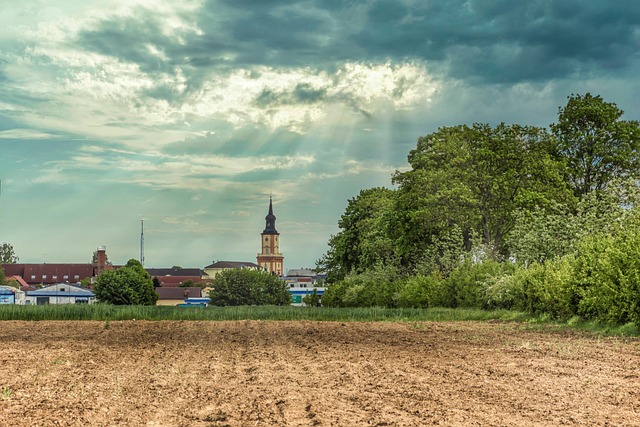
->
{"left": 208, "top": 269, "right": 290, "bottom": 306}
{"left": 515, "top": 258, "right": 577, "bottom": 318}
{"left": 94, "top": 259, "right": 158, "bottom": 305}
{"left": 322, "top": 265, "right": 401, "bottom": 308}
{"left": 444, "top": 259, "right": 515, "bottom": 308}
{"left": 394, "top": 274, "right": 448, "bottom": 308}
{"left": 573, "top": 232, "right": 640, "bottom": 325}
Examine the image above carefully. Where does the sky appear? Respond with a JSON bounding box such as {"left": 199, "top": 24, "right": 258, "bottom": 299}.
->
{"left": 1, "top": 1, "right": 640, "bottom": 272}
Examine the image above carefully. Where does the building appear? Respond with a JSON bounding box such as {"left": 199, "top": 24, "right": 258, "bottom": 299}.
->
{"left": 203, "top": 261, "right": 260, "bottom": 279}
{"left": 2, "top": 246, "right": 112, "bottom": 287}
{"left": 283, "top": 268, "right": 327, "bottom": 306}
{"left": 256, "top": 196, "right": 284, "bottom": 275}
{"left": 0, "top": 286, "right": 25, "bottom": 305}
{"left": 155, "top": 287, "right": 203, "bottom": 306}
{"left": 25, "top": 283, "right": 96, "bottom": 305}
{"left": 146, "top": 267, "right": 209, "bottom": 287}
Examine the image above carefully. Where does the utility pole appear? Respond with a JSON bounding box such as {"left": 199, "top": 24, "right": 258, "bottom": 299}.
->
{"left": 140, "top": 219, "right": 145, "bottom": 266}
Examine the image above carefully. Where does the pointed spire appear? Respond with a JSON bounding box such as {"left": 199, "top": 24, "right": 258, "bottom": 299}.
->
{"left": 263, "top": 195, "right": 278, "bottom": 234}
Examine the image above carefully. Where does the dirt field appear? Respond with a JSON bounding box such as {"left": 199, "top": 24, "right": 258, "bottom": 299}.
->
{"left": 0, "top": 320, "right": 638, "bottom": 426}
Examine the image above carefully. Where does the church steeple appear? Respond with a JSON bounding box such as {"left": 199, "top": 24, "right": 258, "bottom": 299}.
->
{"left": 263, "top": 195, "right": 278, "bottom": 234}
{"left": 257, "top": 195, "right": 284, "bottom": 275}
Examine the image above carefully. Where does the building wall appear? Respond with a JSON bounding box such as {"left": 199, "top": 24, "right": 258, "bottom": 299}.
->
{"left": 257, "top": 233, "right": 284, "bottom": 275}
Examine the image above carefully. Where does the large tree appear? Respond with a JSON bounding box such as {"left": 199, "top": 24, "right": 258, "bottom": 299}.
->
{"left": 551, "top": 93, "right": 640, "bottom": 198}
{"left": 209, "top": 268, "right": 290, "bottom": 306}
{"left": 392, "top": 123, "right": 570, "bottom": 264}
{"left": 0, "top": 243, "right": 19, "bottom": 264}
{"left": 317, "top": 187, "right": 396, "bottom": 282}
{"left": 94, "top": 259, "right": 158, "bottom": 305}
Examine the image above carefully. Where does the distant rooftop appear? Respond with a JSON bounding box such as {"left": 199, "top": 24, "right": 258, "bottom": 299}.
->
{"left": 146, "top": 267, "right": 204, "bottom": 277}
{"left": 205, "top": 261, "right": 260, "bottom": 269}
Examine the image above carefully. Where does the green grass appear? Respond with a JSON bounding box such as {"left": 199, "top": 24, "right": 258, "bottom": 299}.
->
{"left": 0, "top": 304, "right": 637, "bottom": 337}
{"left": 0, "top": 304, "right": 531, "bottom": 322}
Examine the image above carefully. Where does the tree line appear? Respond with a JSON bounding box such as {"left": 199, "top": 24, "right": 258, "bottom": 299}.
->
{"left": 318, "top": 93, "right": 640, "bottom": 326}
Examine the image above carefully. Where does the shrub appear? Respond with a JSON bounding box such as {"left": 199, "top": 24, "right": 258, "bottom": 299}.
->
{"left": 516, "top": 257, "right": 577, "bottom": 318}
{"left": 394, "top": 274, "right": 448, "bottom": 308}
{"left": 321, "top": 265, "right": 401, "bottom": 308}
{"left": 94, "top": 260, "right": 158, "bottom": 306}
{"left": 208, "top": 269, "right": 290, "bottom": 306}
{"left": 573, "top": 232, "right": 640, "bottom": 325}
{"left": 444, "top": 259, "right": 515, "bottom": 308}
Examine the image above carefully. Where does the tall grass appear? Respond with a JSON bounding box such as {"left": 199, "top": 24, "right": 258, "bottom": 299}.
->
{"left": 0, "top": 305, "right": 636, "bottom": 336}
{"left": 0, "top": 304, "right": 531, "bottom": 322}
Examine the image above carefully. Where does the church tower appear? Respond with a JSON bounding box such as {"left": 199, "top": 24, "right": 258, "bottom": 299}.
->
{"left": 257, "top": 196, "right": 284, "bottom": 275}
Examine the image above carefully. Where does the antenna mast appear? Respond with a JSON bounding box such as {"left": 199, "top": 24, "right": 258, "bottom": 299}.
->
{"left": 140, "top": 219, "right": 145, "bottom": 266}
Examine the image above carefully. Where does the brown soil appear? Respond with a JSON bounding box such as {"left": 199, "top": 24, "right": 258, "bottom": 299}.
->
{"left": 0, "top": 320, "right": 638, "bottom": 426}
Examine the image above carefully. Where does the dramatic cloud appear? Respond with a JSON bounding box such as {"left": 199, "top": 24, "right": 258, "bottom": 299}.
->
{"left": 0, "top": 0, "right": 639, "bottom": 269}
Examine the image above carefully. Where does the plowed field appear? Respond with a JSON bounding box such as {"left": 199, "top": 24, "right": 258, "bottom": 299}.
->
{"left": 0, "top": 320, "right": 638, "bottom": 426}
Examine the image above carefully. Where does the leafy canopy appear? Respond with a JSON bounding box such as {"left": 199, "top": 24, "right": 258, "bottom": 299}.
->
{"left": 94, "top": 259, "right": 158, "bottom": 305}
{"left": 209, "top": 268, "right": 290, "bottom": 306}
{"left": 552, "top": 93, "right": 640, "bottom": 197}
{"left": 0, "top": 243, "right": 19, "bottom": 264}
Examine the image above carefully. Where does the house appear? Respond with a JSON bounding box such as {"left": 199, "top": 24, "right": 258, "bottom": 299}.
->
{"left": 283, "top": 268, "right": 327, "bottom": 306}
{"left": 146, "top": 267, "right": 210, "bottom": 287}
{"left": 155, "top": 286, "right": 203, "bottom": 306}
{"left": 2, "top": 246, "right": 113, "bottom": 287}
{"left": 0, "top": 286, "right": 25, "bottom": 305}
{"left": 204, "top": 261, "right": 261, "bottom": 279}
{"left": 25, "top": 283, "right": 96, "bottom": 305}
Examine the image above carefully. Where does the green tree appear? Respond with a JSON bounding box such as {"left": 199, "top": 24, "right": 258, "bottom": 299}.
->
{"left": 392, "top": 123, "right": 570, "bottom": 264}
{"left": 94, "top": 259, "right": 158, "bottom": 305}
{"left": 508, "top": 178, "right": 640, "bottom": 264}
{"left": 179, "top": 279, "right": 195, "bottom": 288}
{"left": 209, "top": 268, "right": 290, "bottom": 306}
{"left": 0, "top": 243, "right": 19, "bottom": 264}
{"left": 302, "top": 289, "right": 321, "bottom": 307}
{"left": 551, "top": 93, "right": 640, "bottom": 198}
{"left": 317, "top": 187, "right": 396, "bottom": 282}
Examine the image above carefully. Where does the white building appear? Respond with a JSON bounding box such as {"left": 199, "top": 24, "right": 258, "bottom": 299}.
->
{"left": 25, "top": 283, "right": 96, "bottom": 305}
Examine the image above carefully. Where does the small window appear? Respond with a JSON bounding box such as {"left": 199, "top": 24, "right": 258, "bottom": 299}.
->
{"left": 42, "top": 275, "right": 47, "bottom": 279}
{"left": 63, "top": 275, "right": 69, "bottom": 279}
{"left": 60, "top": 287, "right": 66, "bottom": 292}
{"left": 74, "top": 275, "right": 80, "bottom": 279}
{"left": 52, "top": 275, "right": 58, "bottom": 280}
{"left": 31, "top": 275, "right": 36, "bottom": 280}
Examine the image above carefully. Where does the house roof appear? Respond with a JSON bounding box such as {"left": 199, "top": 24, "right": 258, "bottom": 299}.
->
{"left": 2, "top": 263, "right": 95, "bottom": 284}
{"left": 27, "top": 284, "right": 95, "bottom": 298}
{"left": 155, "top": 287, "right": 202, "bottom": 299}
{"left": 146, "top": 267, "right": 204, "bottom": 277}
{"left": 285, "top": 268, "right": 317, "bottom": 277}
{"left": 205, "top": 261, "right": 260, "bottom": 269}
{"left": 10, "top": 275, "right": 30, "bottom": 289}
{"left": 151, "top": 276, "right": 203, "bottom": 287}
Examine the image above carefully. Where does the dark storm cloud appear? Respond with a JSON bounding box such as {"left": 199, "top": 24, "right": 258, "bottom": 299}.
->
{"left": 72, "top": 0, "right": 640, "bottom": 93}
{"left": 354, "top": 0, "right": 640, "bottom": 82}
{"left": 255, "top": 83, "right": 327, "bottom": 108}
{"left": 78, "top": 14, "right": 179, "bottom": 74}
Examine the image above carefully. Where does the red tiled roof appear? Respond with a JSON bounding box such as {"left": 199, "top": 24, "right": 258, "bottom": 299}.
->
{"left": 2, "top": 264, "right": 95, "bottom": 285}
{"left": 155, "top": 287, "right": 202, "bottom": 300}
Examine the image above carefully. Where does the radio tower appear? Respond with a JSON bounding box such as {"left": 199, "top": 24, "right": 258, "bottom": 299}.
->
{"left": 140, "top": 219, "right": 145, "bottom": 266}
